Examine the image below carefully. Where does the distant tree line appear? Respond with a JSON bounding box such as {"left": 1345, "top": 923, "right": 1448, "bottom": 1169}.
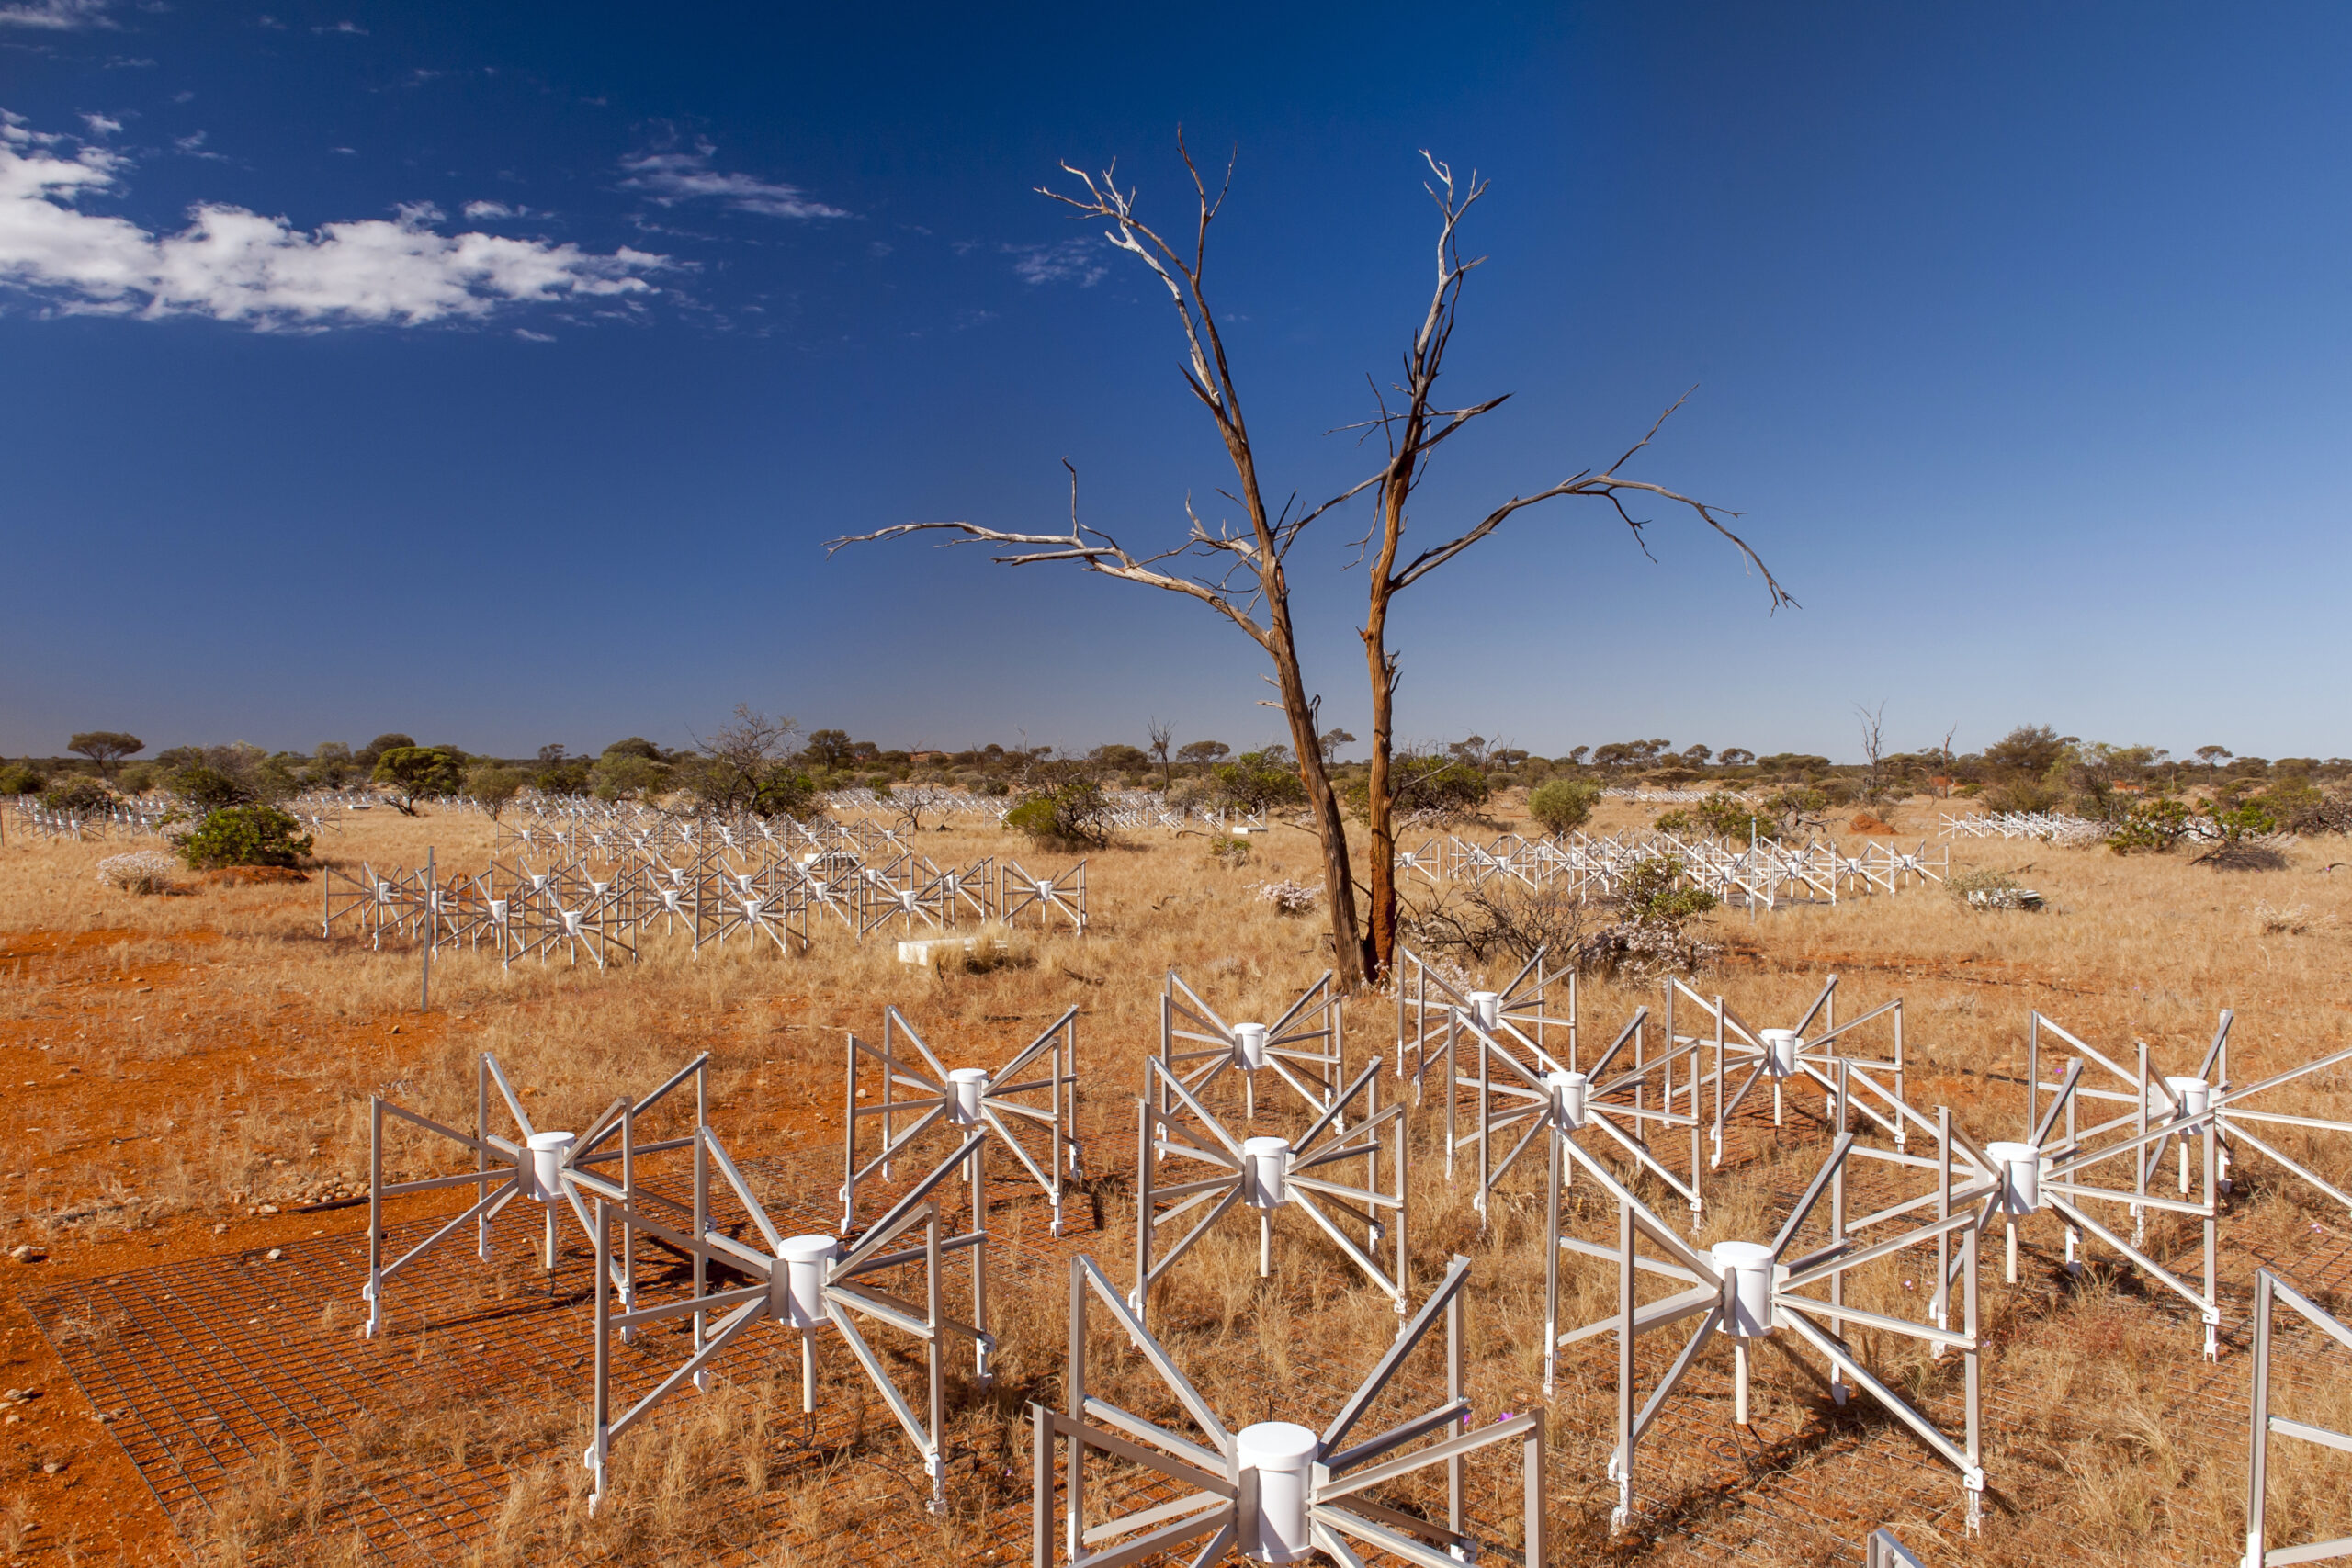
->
{"left": 6, "top": 719, "right": 2347, "bottom": 829}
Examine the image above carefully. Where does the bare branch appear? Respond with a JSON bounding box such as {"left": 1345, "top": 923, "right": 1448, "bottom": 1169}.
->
{"left": 827, "top": 463, "right": 1280, "bottom": 650}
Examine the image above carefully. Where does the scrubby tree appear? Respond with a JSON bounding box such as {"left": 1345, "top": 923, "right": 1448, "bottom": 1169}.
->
{"left": 1984, "top": 725, "right": 2067, "bottom": 779}
{"left": 1176, "top": 740, "right": 1230, "bottom": 771}
{"left": 464, "top": 762, "right": 528, "bottom": 820}
{"left": 684, "top": 706, "right": 808, "bottom": 815}
{"left": 371, "top": 745, "right": 468, "bottom": 815}
{"left": 1146, "top": 719, "right": 1175, "bottom": 788}
{"left": 1528, "top": 778, "right": 1601, "bottom": 837}
{"left": 591, "top": 750, "right": 670, "bottom": 802}
{"left": 356, "top": 734, "right": 415, "bottom": 772}
{"left": 68, "top": 731, "right": 143, "bottom": 781}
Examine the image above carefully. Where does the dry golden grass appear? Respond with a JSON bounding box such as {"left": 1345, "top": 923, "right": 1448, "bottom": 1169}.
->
{"left": 0, "top": 793, "right": 2346, "bottom": 1564}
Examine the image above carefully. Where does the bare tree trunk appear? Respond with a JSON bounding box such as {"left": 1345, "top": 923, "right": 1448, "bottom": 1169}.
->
{"left": 1362, "top": 625, "right": 1399, "bottom": 982}
{"left": 1359, "top": 432, "right": 1417, "bottom": 985}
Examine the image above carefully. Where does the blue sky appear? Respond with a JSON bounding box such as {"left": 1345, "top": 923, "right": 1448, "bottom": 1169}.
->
{"left": 4, "top": 2, "right": 2348, "bottom": 765}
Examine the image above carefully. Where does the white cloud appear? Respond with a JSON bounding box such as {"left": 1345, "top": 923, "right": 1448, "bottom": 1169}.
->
{"left": 0, "top": 118, "right": 667, "bottom": 327}
{"left": 513, "top": 327, "right": 552, "bottom": 342}
{"left": 462, "top": 199, "right": 512, "bottom": 219}
{"left": 312, "top": 18, "right": 363, "bottom": 33}
{"left": 0, "top": 0, "right": 114, "bottom": 29}
{"left": 80, "top": 112, "right": 122, "bottom": 136}
{"left": 1006, "top": 236, "right": 1106, "bottom": 288}
{"left": 617, "top": 142, "right": 845, "bottom": 220}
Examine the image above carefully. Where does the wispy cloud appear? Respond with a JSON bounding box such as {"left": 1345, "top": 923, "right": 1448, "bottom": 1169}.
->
{"left": 0, "top": 0, "right": 115, "bottom": 29}
{"left": 617, "top": 141, "right": 845, "bottom": 220}
{"left": 79, "top": 111, "right": 120, "bottom": 136}
{"left": 311, "top": 18, "right": 363, "bottom": 33}
{"left": 1006, "top": 236, "right": 1106, "bottom": 288}
{"left": 0, "top": 115, "right": 668, "bottom": 328}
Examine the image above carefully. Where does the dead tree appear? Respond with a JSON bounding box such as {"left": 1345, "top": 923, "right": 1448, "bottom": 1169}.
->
{"left": 1343, "top": 156, "right": 1796, "bottom": 979}
{"left": 1855, "top": 701, "right": 1887, "bottom": 801}
{"left": 829, "top": 142, "right": 1370, "bottom": 986}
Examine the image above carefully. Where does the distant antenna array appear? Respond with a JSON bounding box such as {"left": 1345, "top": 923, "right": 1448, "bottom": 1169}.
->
{"left": 1030, "top": 1254, "right": 1547, "bottom": 1567}
{"left": 1939, "top": 810, "right": 2111, "bottom": 846}
{"left": 322, "top": 845, "right": 1087, "bottom": 964}
{"left": 842, "top": 1006, "right": 1084, "bottom": 1237}
{"left": 1399, "top": 829, "right": 1948, "bottom": 911}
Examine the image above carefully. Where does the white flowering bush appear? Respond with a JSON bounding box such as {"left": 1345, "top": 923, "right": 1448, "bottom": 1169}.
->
{"left": 96, "top": 852, "right": 181, "bottom": 895}
{"left": 1250, "top": 879, "right": 1321, "bottom": 915}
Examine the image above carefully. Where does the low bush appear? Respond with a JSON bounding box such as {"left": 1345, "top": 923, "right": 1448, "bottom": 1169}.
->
{"left": 0, "top": 761, "right": 46, "bottom": 795}
{"left": 96, "top": 852, "right": 181, "bottom": 895}
{"left": 1981, "top": 776, "right": 2064, "bottom": 814}
{"left": 1658, "top": 790, "right": 1771, "bottom": 843}
{"left": 1527, "top": 779, "right": 1600, "bottom": 837}
{"left": 1250, "top": 879, "right": 1320, "bottom": 915}
{"left": 1004, "top": 780, "right": 1115, "bottom": 849}
{"left": 1211, "top": 750, "right": 1309, "bottom": 815}
{"left": 1577, "top": 856, "right": 1719, "bottom": 977}
{"left": 179, "top": 805, "right": 313, "bottom": 870}
{"left": 37, "top": 776, "right": 113, "bottom": 815}
{"left": 170, "top": 763, "right": 256, "bottom": 813}
{"left": 2107, "top": 798, "right": 2193, "bottom": 854}
{"left": 1950, "top": 867, "right": 2042, "bottom": 910}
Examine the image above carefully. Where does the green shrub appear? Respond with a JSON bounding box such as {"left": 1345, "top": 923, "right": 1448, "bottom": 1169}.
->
{"left": 1004, "top": 780, "right": 1115, "bottom": 848}
{"left": 170, "top": 762, "right": 256, "bottom": 813}
{"left": 1613, "top": 855, "right": 1720, "bottom": 927}
{"left": 1528, "top": 779, "right": 1601, "bottom": 837}
{"left": 179, "top": 805, "right": 313, "bottom": 869}
{"left": 751, "top": 770, "right": 818, "bottom": 818}
{"left": 0, "top": 761, "right": 45, "bottom": 796}
{"left": 38, "top": 776, "right": 113, "bottom": 815}
{"left": 1661, "top": 790, "right": 1772, "bottom": 843}
{"left": 2107, "top": 798, "right": 2193, "bottom": 854}
{"left": 464, "top": 763, "right": 529, "bottom": 820}
{"left": 1211, "top": 750, "right": 1308, "bottom": 814}
{"left": 1577, "top": 856, "right": 1720, "bottom": 976}
{"left": 1341, "top": 754, "right": 1489, "bottom": 822}
{"left": 1981, "top": 776, "right": 2064, "bottom": 814}
{"left": 2209, "top": 798, "right": 2278, "bottom": 840}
